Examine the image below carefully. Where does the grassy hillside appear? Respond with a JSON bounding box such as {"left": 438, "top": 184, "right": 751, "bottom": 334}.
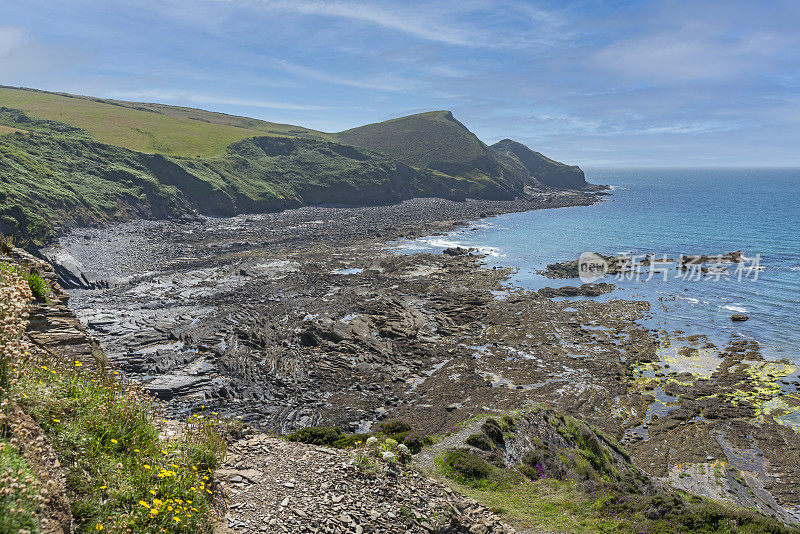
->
{"left": 0, "top": 86, "right": 325, "bottom": 157}
{"left": 0, "top": 107, "right": 487, "bottom": 245}
{"left": 98, "top": 99, "right": 331, "bottom": 141}
{"left": 492, "top": 138, "right": 587, "bottom": 189}
{"left": 0, "top": 86, "right": 593, "bottom": 247}
{"left": 337, "top": 110, "right": 536, "bottom": 196}
{"left": 336, "top": 111, "right": 488, "bottom": 168}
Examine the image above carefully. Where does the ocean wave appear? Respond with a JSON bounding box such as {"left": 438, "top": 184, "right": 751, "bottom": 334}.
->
{"left": 419, "top": 237, "right": 465, "bottom": 248}
{"left": 719, "top": 305, "right": 748, "bottom": 313}
{"left": 394, "top": 237, "right": 504, "bottom": 257}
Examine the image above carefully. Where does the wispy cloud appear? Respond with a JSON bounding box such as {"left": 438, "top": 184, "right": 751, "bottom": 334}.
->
{"left": 0, "top": 26, "right": 27, "bottom": 57}
{"left": 253, "top": 0, "right": 477, "bottom": 46}
{"left": 234, "top": 0, "right": 569, "bottom": 50}
{"left": 107, "top": 89, "right": 328, "bottom": 111}
{"left": 3, "top": 0, "right": 799, "bottom": 165}
{"left": 265, "top": 57, "right": 418, "bottom": 92}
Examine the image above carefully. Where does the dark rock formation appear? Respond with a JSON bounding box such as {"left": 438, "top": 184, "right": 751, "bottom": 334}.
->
{"left": 491, "top": 139, "right": 587, "bottom": 189}
{"left": 538, "top": 283, "right": 616, "bottom": 298}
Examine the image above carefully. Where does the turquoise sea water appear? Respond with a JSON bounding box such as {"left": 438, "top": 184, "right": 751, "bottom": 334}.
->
{"left": 399, "top": 168, "right": 800, "bottom": 361}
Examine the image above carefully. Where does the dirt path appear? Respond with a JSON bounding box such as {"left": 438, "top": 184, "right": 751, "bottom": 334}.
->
{"left": 213, "top": 433, "right": 517, "bottom": 533}
{"left": 414, "top": 416, "right": 490, "bottom": 474}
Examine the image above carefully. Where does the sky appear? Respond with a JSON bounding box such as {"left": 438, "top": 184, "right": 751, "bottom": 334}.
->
{"left": 2, "top": 0, "right": 799, "bottom": 167}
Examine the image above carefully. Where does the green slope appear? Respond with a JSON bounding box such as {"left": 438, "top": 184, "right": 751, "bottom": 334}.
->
{"left": 0, "top": 86, "right": 593, "bottom": 247}
{"left": 491, "top": 138, "right": 587, "bottom": 189}
{"left": 335, "top": 110, "right": 522, "bottom": 190}
{"left": 336, "top": 110, "right": 488, "bottom": 168}
{"left": 0, "top": 86, "right": 327, "bottom": 157}
{"left": 335, "top": 110, "right": 589, "bottom": 192}
{"left": 0, "top": 108, "right": 484, "bottom": 245}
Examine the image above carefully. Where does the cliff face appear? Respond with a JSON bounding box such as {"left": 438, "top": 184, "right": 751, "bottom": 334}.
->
{"left": 1, "top": 95, "right": 599, "bottom": 247}
{"left": 491, "top": 138, "right": 588, "bottom": 189}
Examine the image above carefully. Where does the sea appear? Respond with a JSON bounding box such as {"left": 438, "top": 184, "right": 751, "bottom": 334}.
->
{"left": 397, "top": 168, "right": 800, "bottom": 362}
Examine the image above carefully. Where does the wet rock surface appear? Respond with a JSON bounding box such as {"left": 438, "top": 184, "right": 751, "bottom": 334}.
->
{"left": 46, "top": 195, "right": 800, "bottom": 523}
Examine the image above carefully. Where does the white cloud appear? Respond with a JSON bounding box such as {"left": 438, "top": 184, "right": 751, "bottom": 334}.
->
{"left": 214, "top": 0, "right": 569, "bottom": 50}
{"left": 255, "top": 0, "right": 476, "bottom": 46}
{"left": 590, "top": 18, "right": 795, "bottom": 84}
{"left": 106, "top": 89, "right": 328, "bottom": 110}
{"left": 0, "top": 26, "right": 28, "bottom": 57}
{"left": 0, "top": 26, "right": 86, "bottom": 83}
{"left": 265, "top": 57, "right": 418, "bottom": 92}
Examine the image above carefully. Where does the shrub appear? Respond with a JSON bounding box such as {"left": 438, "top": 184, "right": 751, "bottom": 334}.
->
{"left": 438, "top": 449, "right": 494, "bottom": 487}
{"left": 465, "top": 433, "right": 493, "bottom": 451}
{"left": 17, "top": 364, "right": 223, "bottom": 533}
{"left": 376, "top": 419, "right": 412, "bottom": 435}
{"left": 0, "top": 262, "right": 49, "bottom": 302}
{"left": 401, "top": 433, "right": 425, "bottom": 454}
{"left": 331, "top": 433, "right": 370, "bottom": 449}
{"left": 22, "top": 270, "right": 49, "bottom": 302}
{"left": 285, "top": 426, "right": 342, "bottom": 446}
{"left": 481, "top": 418, "right": 505, "bottom": 446}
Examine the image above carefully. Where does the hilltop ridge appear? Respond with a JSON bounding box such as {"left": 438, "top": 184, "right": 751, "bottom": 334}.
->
{"left": 0, "top": 86, "right": 600, "bottom": 246}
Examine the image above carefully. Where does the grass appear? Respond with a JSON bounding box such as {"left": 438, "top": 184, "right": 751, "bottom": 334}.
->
{"left": 491, "top": 138, "right": 586, "bottom": 189}
{"left": 0, "top": 438, "right": 42, "bottom": 534}
{"left": 434, "top": 409, "right": 799, "bottom": 534}
{"left": 0, "top": 265, "right": 227, "bottom": 533}
{"left": 440, "top": 461, "right": 799, "bottom": 534}
{"left": 0, "top": 86, "right": 333, "bottom": 157}
{"left": 0, "top": 125, "right": 25, "bottom": 136}
{"left": 336, "top": 110, "right": 488, "bottom": 168}
{"left": 0, "top": 263, "right": 49, "bottom": 302}
{"left": 0, "top": 87, "right": 267, "bottom": 158}
{"left": 0, "top": 114, "right": 487, "bottom": 246}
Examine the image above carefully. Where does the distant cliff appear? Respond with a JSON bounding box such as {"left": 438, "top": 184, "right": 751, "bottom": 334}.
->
{"left": 491, "top": 138, "right": 588, "bottom": 189}
{"left": 0, "top": 86, "right": 600, "bottom": 246}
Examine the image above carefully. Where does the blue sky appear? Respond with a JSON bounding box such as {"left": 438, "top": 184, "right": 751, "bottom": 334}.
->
{"left": 2, "top": 0, "right": 799, "bottom": 166}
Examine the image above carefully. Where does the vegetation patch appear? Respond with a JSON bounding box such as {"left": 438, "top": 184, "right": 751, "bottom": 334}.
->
{"left": 0, "top": 438, "right": 43, "bottom": 533}
{"left": 0, "top": 263, "right": 49, "bottom": 302}
{"left": 436, "top": 408, "right": 800, "bottom": 533}
{"left": 283, "top": 419, "right": 431, "bottom": 454}
{"left": 436, "top": 448, "right": 498, "bottom": 488}
{"left": 0, "top": 264, "right": 227, "bottom": 533}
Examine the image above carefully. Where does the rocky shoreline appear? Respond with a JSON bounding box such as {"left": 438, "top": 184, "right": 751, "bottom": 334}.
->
{"left": 42, "top": 192, "right": 800, "bottom": 525}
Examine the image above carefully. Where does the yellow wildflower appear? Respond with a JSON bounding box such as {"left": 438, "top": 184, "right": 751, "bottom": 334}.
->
{"left": 139, "top": 501, "right": 150, "bottom": 509}
{"left": 95, "top": 524, "right": 103, "bottom": 531}
{"left": 173, "top": 516, "right": 180, "bottom": 523}
{"left": 110, "top": 439, "right": 118, "bottom": 444}
{"left": 143, "top": 464, "right": 151, "bottom": 470}
{"left": 74, "top": 361, "right": 83, "bottom": 367}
